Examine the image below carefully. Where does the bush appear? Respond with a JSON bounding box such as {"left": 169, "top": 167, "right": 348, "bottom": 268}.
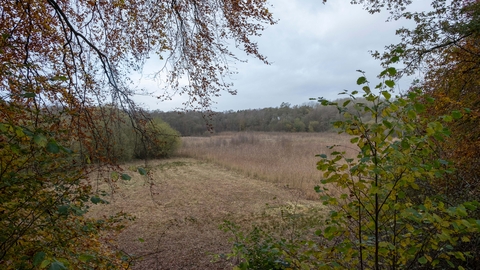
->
{"left": 220, "top": 204, "right": 327, "bottom": 270}
{"left": 69, "top": 108, "right": 181, "bottom": 162}
{"left": 135, "top": 117, "right": 181, "bottom": 159}
{"left": 0, "top": 109, "right": 131, "bottom": 269}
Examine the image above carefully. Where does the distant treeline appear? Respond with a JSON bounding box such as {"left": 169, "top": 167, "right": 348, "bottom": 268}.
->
{"left": 151, "top": 99, "right": 373, "bottom": 136}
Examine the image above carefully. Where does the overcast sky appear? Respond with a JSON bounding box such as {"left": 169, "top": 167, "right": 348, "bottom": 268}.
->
{"left": 132, "top": 0, "right": 422, "bottom": 112}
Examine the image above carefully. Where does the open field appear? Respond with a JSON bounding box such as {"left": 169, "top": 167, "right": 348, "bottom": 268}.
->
{"left": 88, "top": 158, "right": 325, "bottom": 269}
{"left": 87, "top": 132, "right": 356, "bottom": 269}
{"left": 177, "top": 132, "right": 356, "bottom": 199}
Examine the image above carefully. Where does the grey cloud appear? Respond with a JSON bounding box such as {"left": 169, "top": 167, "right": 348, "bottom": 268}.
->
{"left": 134, "top": 0, "right": 417, "bottom": 112}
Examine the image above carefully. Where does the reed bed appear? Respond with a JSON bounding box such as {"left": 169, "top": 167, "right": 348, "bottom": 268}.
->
{"left": 176, "top": 132, "right": 356, "bottom": 199}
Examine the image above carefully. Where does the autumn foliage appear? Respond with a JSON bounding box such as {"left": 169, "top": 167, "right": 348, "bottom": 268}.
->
{"left": 419, "top": 11, "right": 480, "bottom": 201}
{"left": 0, "top": 0, "right": 274, "bottom": 268}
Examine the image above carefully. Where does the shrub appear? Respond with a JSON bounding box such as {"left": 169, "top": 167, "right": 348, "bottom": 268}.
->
{"left": 220, "top": 204, "right": 327, "bottom": 270}
{"left": 313, "top": 69, "right": 480, "bottom": 269}
{"left": 0, "top": 111, "right": 131, "bottom": 269}
{"left": 135, "top": 117, "right": 181, "bottom": 159}
{"left": 69, "top": 108, "right": 181, "bottom": 162}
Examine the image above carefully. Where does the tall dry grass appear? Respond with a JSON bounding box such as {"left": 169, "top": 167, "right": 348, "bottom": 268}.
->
{"left": 176, "top": 132, "right": 356, "bottom": 199}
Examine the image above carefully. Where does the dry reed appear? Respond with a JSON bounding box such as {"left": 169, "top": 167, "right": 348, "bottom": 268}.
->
{"left": 176, "top": 132, "right": 356, "bottom": 199}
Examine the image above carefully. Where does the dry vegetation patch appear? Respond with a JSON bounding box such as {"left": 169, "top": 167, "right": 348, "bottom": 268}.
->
{"left": 177, "top": 132, "right": 355, "bottom": 199}
{"left": 88, "top": 158, "right": 324, "bottom": 269}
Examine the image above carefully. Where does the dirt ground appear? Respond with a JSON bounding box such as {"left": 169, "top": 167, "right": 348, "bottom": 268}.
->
{"left": 88, "top": 158, "right": 321, "bottom": 269}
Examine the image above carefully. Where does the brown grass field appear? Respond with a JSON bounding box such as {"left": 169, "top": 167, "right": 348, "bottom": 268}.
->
{"left": 89, "top": 132, "right": 356, "bottom": 269}
{"left": 177, "top": 132, "right": 355, "bottom": 199}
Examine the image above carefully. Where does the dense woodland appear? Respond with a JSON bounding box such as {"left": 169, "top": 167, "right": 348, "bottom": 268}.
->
{"left": 153, "top": 101, "right": 346, "bottom": 135}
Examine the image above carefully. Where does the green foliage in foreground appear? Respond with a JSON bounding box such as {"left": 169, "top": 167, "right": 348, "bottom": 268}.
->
{"left": 0, "top": 117, "right": 132, "bottom": 269}
{"left": 220, "top": 204, "right": 326, "bottom": 270}
{"left": 222, "top": 68, "right": 480, "bottom": 269}
{"left": 0, "top": 105, "right": 179, "bottom": 268}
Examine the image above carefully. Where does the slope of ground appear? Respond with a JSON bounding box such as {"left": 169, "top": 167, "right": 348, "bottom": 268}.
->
{"left": 89, "top": 158, "right": 323, "bottom": 269}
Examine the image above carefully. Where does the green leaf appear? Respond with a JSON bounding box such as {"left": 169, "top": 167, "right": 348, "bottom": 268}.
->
{"left": 34, "top": 134, "right": 48, "bottom": 147}
{"left": 23, "top": 128, "right": 34, "bottom": 137}
{"left": 33, "top": 252, "right": 46, "bottom": 266}
{"left": 381, "top": 91, "right": 391, "bottom": 100}
{"left": 40, "top": 259, "right": 51, "bottom": 268}
{"left": 78, "top": 254, "right": 94, "bottom": 263}
{"left": 418, "top": 256, "right": 428, "bottom": 264}
{"left": 407, "top": 109, "right": 417, "bottom": 119}
{"left": 51, "top": 75, "right": 68, "bottom": 82}
{"left": 110, "top": 171, "right": 119, "bottom": 180}
{"left": 463, "top": 202, "right": 478, "bottom": 211}
{"left": 90, "top": 196, "right": 101, "bottom": 204}
{"left": 414, "top": 103, "right": 425, "bottom": 113}
{"left": 46, "top": 140, "right": 60, "bottom": 154}
{"left": 138, "top": 167, "right": 147, "bottom": 175}
{"left": 385, "top": 80, "right": 395, "bottom": 88}
{"left": 324, "top": 226, "right": 337, "bottom": 238}
{"left": 138, "top": 238, "right": 145, "bottom": 242}
{"left": 455, "top": 205, "right": 468, "bottom": 217}
{"left": 370, "top": 186, "right": 380, "bottom": 195}
{"left": 49, "top": 261, "right": 66, "bottom": 270}
{"left": 362, "top": 86, "right": 371, "bottom": 94}
{"left": 15, "top": 127, "right": 25, "bottom": 137}
{"left": 60, "top": 146, "right": 73, "bottom": 154}
{"left": 438, "top": 159, "right": 449, "bottom": 165}
{"left": 11, "top": 144, "right": 21, "bottom": 155}
{"left": 451, "top": 110, "right": 462, "bottom": 119}
{"left": 390, "top": 56, "right": 400, "bottom": 64}
{"left": 21, "top": 92, "right": 36, "bottom": 98}
{"left": 443, "top": 115, "right": 453, "bottom": 122}
{"left": 453, "top": 251, "right": 466, "bottom": 261}
{"left": 57, "top": 205, "right": 69, "bottom": 215}
{"left": 121, "top": 173, "right": 131, "bottom": 180}
{"left": 401, "top": 140, "right": 410, "bottom": 150}
{"left": 356, "top": 76, "right": 367, "bottom": 85}
{"left": 382, "top": 120, "right": 393, "bottom": 129}
{"left": 394, "top": 47, "right": 404, "bottom": 54}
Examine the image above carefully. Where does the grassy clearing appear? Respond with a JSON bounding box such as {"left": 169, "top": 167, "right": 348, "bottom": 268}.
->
{"left": 177, "top": 132, "right": 355, "bottom": 199}
{"left": 86, "top": 132, "right": 356, "bottom": 268}
{"left": 88, "top": 158, "right": 325, "bottom": 269}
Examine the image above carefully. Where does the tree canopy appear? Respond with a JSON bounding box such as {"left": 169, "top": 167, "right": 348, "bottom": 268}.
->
{"left": 1, "top": 0, "right": 275, "bottom": 110}
{"left": 0, "top": 0, "right": 275, "bottom": 268}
